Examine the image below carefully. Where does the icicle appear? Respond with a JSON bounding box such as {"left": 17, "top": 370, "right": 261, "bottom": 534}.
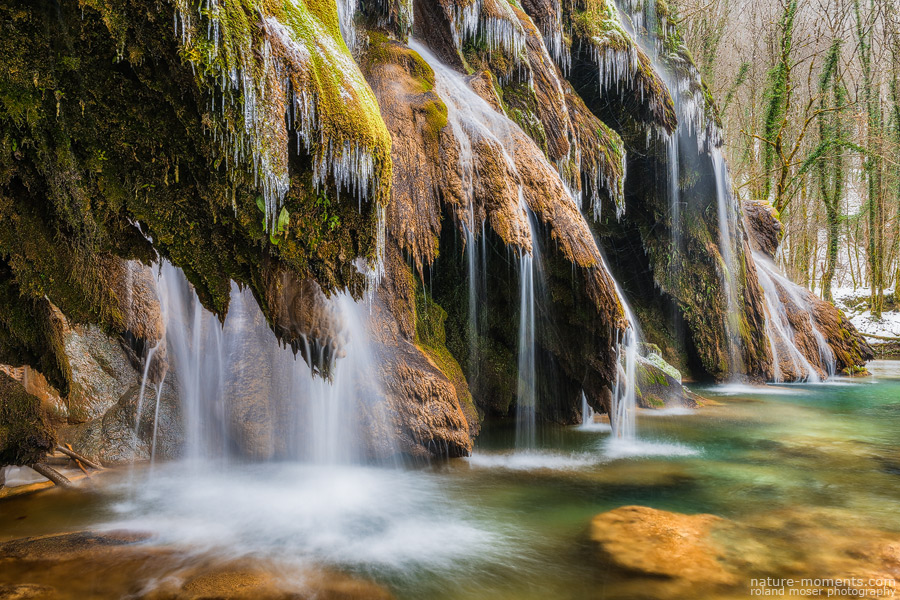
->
{"left": 171, "top": 2, "right": 384, "bottom": 233}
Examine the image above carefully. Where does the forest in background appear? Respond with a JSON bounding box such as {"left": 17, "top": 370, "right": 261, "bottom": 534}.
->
{"left": 669, "top": 0, "right": 900, "bottom": 322}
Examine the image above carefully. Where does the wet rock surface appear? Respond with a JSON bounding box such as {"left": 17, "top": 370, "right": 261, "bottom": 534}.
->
{"left": 592, "top": 505, "right": 900, "bottom": 598}
{"left": 635, "top": 355, "right": 701, "bottom": 409}
{"left": 743, "top": 200, "right": 783, "bottom": 259}
{"left": 0, "top": 531, "right": 393, "bottom": 600}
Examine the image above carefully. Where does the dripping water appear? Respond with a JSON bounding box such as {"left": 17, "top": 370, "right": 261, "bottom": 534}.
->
{"left": 712, "top": 150, "right": 744, "bottom": 375}
{"left": 610, "top": 282, "right": 639, "bottom": 441}
{"left": 515, "top": 247, "right": 538, "bottom": 449}
{"left": 580, "top": 392, "right": 595, "bottom": 428}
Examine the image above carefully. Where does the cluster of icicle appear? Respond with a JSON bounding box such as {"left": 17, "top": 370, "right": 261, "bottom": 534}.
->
{"left": 617, "top": 0, "right": 722, "bottom": 152}
{"left": 663, "top": 59, "right": 723, "bottom": 152}
{"left": 173, "top": 0, "right": 384, "bottom": 232}
{"left": 536, "top": 0, "right": 571, "bottom": 72}
{"left": 558, "top": 143, "right": 627, "bottom": 221}
{"left": 334, "top": 0, "right": 358, "bottom": 50}
{"left": 584, "top": 38, "right": 669, "bottom": 130}
{"left": 587, "top": 42, "right": 640, "bottom": 92}
{"left": 450, "top": 0, "right": 527, "bottom": 63}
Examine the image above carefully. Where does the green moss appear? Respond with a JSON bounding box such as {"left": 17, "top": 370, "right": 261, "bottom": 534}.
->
{"left": 0, "top": 0, "right": 384, "bottom": 366}
{"left": 413, "top": 274, "right": 480, "bottom": 428}
{"left": 498, "top": 80, "right": 549, "bottom": 155}
{"left": 0, "top": 371, "right": 55, "bottom": 466}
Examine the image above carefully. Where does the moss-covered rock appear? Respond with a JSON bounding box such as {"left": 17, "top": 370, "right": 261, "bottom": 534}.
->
{"left": 0, "top": 370, "right": 55, "bottom": 466}
{"left": 0, "top": 0, "right": 390, "bottom": 355}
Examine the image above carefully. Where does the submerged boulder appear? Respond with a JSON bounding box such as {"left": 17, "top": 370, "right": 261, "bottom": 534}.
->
{"left": 0, "top": 531, "right": 393, "bottom": 600}
{"left": 592, "top": 505, "right": 900, "bottom": 598}
{"left": 592, "top": 506, "right": 738, "bottom": 587}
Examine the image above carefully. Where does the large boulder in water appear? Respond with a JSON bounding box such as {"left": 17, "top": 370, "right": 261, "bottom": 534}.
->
{"left": 592, "top": 505, "right": 900, "bottom": 598}
{"left": 591, "top": 506, "right": 739, "bottom": 588}
{"left": 634, "top": 351, "right": 701, "bottom": 409}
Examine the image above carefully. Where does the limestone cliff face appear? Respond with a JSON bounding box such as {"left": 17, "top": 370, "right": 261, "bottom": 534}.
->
{"left": 0, "top": 0, "right": 874, "bottom": 465}
{"left": 361, "top": 5, "right": 637, "bottom": 422}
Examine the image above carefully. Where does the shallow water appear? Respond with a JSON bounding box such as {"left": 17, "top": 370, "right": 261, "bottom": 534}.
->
{"left": 3, "top": 361, "right": 900, "bottom": 599}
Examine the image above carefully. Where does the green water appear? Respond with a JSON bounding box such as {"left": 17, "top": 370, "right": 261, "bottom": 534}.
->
{"left": 2, "top": 362, "right": 900, "bottom": 599}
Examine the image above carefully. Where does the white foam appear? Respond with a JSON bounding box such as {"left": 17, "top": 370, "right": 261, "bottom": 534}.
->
{"left": 100, "top": 463, "right": 511, "bottom": 574}
{"left": 577, "top": 422, "right": 613, "bottom": 433}
{"left": 643, "top": 407, "right": 694, "bottom": 416}
{"left": 602, "top": 438, "right": 699, "bottom": 460}
{"left": 465, "top": 451, "right": 600, "bottom": 471}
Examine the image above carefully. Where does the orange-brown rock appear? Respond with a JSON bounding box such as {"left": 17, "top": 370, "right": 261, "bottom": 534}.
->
{"left": 0, "top": 531, "right": 392, "bottom": 600}
{"left": 743, "top": 200, "right": 783, "bottom": 259}
{"left": 592, "top": 506, "right": 738, "bottom": 585}
{"left": 363, "top": 34, "right": 631, "bottom": 422}
{"left": 592, "top": 505, "right": 900, "bottom": 599}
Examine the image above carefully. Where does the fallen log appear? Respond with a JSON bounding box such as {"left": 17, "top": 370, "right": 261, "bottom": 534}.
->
{"left": 31, "top": 463, "right": 73, "bottom": 488}
{"left": 861, "top": 332, "right": 900, "bottom": 342}
{"left": 56, "top": 444, "right": 104, "bottom": 470}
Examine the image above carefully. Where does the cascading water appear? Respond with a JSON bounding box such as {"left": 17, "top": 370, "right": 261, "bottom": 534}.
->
{"left": 515, "top": 251, "right": 537, "bottom": 449}
{"left": 580, "top": 391, "right": 595, "bottom": 428}
{"left": 616, "top": 0, "right": 835, "bottom": 383}
{"left": 132, "top": 342, "right": 159, "bottom": 453}
{"left": 610, "top": 281, "right": 639, "bottom": 441}
{"left": 615, "top": 0, "right": 746, "bottom": 377}
{"left": 515, "top": 201, "right": 542, "bottom": 450}
{"left": 149, "top": 261, "right": 395, "bottom": 464}
{"left": 105, "top": 261, "right": 511, "bottom": 587}
{"left": 754, "top": 252, "right": 836, "bottom": 382}
{"left": 464, "top": 220, "right": 482, "bottom": 381}
{"left": 666, "top": 132, "right": 682, "bottom": 253}
{"left": 711, "top": 149, "right": 745, "bottom": 374}
{"left": 410, "top": 40, "right": 553, "bottom": 449}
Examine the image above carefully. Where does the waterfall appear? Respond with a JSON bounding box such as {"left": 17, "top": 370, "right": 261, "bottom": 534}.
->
{"left": 580, "top": 392, "right": 594, "bottom": 428}
{"left": 515, "top": 193, "right": 543, "bottom": 449}
{"left": 132, "top": 342, "right": 159, "bottom": 454}
{"left": 151, "top": 261, "right": 395, "bottom": 464}
{"left": 613, "top": 0, "right": 745, "bottom": 378}
{"left": 755, "top": 259, "right": 818, "bottom": 382}
{"left": 515, "top": 252, "right": 538, "bottom": 449}
{"left": 410, "top": 40, "right": 553, "bottom": 448}
{"left": 616, "top": 0, "right": 839, "bottom": 383}
{"left": 156, "top": 263, "right": 226, "bottom": 461}
{"left": 754, "top": 252, "right": 836, "bottom": 382}
{"left": 610, "top": 281, "right": 639, "bottom": 441}
{"left": 465, "top": 223, "right": 480, "bottom": 382}
{"left": 666, "top": 132, "right": 682, "bottom": 255}
{"left": 711, "top": 150, "right": 744, "bottom": 374}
